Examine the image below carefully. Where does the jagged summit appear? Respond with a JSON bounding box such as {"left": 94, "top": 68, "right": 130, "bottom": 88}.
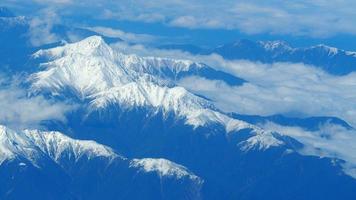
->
{"left": 0, "top": 124, "right": 202, "bottom": 182}
{"left": 34, "top": 35, "right": 113, "bottom": 59}
{"left": 0, "top": 125, "right": 117, "bottom": 166}
{"left": 130, "top": 158, "right": 202, "bottom": 182}
{"left": 309, "top": 44, "right": 339, "bottom": 56}
{"left": 258, "top": 40, "right": 292, "bottom": 51}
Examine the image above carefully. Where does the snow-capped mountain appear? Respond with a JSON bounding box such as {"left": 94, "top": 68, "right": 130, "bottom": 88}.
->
{"left": 2, "top": 31, "right": 356, "bottom": 199}
{"left": 0, "top": 125, "right": 203, "bottom": 200}
{"left": 0, "top": 125, "right": 116, "bottom": 166}
{"left": 130, "top": 158, "right": 202, "bottom": 182}
{"left": 30, "top": 36, "right": 269, "bottom": 138}
{"left": 17, "top": 36, "right": 356, "bottom": 200}
{"left": 2, "top": 2, "right": 356, "bottom": 200}
{"left": 0, "top": 6, "right": 121, "bottom": 74}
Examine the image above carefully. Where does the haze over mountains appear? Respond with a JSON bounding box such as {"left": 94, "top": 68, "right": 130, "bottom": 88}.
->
{"left": 1, "top": 6, "right": 356, "bottom": 200}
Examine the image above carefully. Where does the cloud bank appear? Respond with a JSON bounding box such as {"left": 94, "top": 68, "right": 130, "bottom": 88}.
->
{"left": 110, "top": 41, "right": 356, "bottom": 178}
{"left": 85, "top": 26, "right": 157, "bottom": 44}
{"left": 27, "top": 8, "right": 62, "bottom": 46}
{"left": 178, "top": 63, "right": 356, "bottom": 128}
{"left": 3, "top": 0, "right": 356, "bottom": 37}
{"left": 262, "top": 122, "right": 356, "bottom": 178}
{"left": 0, "top": 76, "right": 75, "bottom": 129}
{"left": 110, "top": 41, "right": 356, "bottom": 128}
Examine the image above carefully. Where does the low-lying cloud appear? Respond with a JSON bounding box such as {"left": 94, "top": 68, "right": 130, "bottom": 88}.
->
{"left": 112, "top": 41, "right": 356, "bottom": 178}
{"left": 27, "top": 8, "right": 61, "bottom": 46}
{"left": 86, "top": 26, "right": 157, "bottom": 44}
{"left": 111, "top": 41, "right": 356, "bottom": 129}
{"left": 0, "top": 76, "right": 75, "bottom": 129}
{"left": 178, "top": 64, "right": 356, "bottom": 128}
{"left": 262, "top": 122, "right": 356, "bottom": 178}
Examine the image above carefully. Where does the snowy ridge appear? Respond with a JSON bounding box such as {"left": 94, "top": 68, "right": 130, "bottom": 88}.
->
{"left": 346, "top": 51, "right": 356, "bottom": 57}
{"left": 0, "top": 125, "right": 118, "bottom": 166}
{"left": 33, "top": 36, "right": 204, "bottom": 83}
{"left": 0, "top": 16, "right": 26, "bottom": 26}
{"left": 0, "top": 125, "right": 40, "bottom": 165}
{"left": 118, "top": 52, "right": 205, "bottom": 80}
{"left": 259, "top": 41, "right": 340, "bottom": 56}
{"left": 0, "top": 125, "right": 203, "bottom": 181}
{"left": 130, "top": 158, "right": 202, "bottom": 182}
{"left": 23, "top": 129, "right": 118, "bottom": 162}
{"left": 229, "top": 39, "right": 355, "bottom": 59}
{"left": 259, "top": 40, "right": 292, "bottom": 51}
{"left": 0, "top": 7, "right": 26, "bottom": 26}
{"left": 311, "top": 44, "right": 339, "bottom": 56}
{"left": 30, "top": 36, "right": 284, "bottom": 149}
{"left": 239, "top": 133, "right": 284, "bottom": 151}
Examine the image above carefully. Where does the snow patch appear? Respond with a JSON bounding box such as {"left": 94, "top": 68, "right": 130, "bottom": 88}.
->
{"left": 0, "top": 125, "right": 118, "bottom": 166}
{"left": 130, "top": 158, "right": 202, "bottom": 182}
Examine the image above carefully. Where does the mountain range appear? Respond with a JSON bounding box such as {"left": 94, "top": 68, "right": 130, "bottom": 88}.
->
{"left": 1, "top": 7, "right": 356, "bottom": 200}
{"left": 159, "top": 39, "right": 356, "bottom": 75}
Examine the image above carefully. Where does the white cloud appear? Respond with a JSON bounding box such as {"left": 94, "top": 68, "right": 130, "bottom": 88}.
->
{"left": 262, "top": 122, "right": 356, "bottom": 178}
{"left": 28, "top": 8, "right": 61, "bottom": 46}
{"left": 33, "top": 0, "right": 72, "bottom": 4}
{"left": 178, "top": 63, "right": 356, "bottom": 128}
{"left": 110, "top": 41, "right": 356, "bottom": 129}
{"left": 0, "top": 76, "right": 75, "bottom": 129}
{"left": 110, "top": 41, "right": 356, "bottom": 178}
{"left": 5, "top": 0, "right": 356, "bottom": 37}
{"left": 85, "top": 26, "right": 156, "bottom": 43}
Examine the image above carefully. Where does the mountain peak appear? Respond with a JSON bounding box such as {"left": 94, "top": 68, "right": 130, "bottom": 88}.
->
{"left": 0, "top": 124, "right": 118, "bottom": 166}
{"left": 33, "top": 35, "right": 112, "bottom": 59}
{"left": 259, "top": 40, "right": 292, "bottom": 50}
{"left": 130, "top": 158, "right": 202, "bottom": 181}
{"left": 80, "top": 35, "right": 106, "bottom": 47}
{"left": 311, "top": 44, "right": 339, "bottom": 55}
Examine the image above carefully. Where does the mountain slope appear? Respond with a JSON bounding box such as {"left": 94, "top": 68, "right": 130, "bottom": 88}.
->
{"left": 20, "top": 36, "right": 356, "bottom": 199}
{"left": 30, "top": 36, "right": 277, "bottom": 148}
{"left": 0, "top": 125, "right": 203, "bottom": 200}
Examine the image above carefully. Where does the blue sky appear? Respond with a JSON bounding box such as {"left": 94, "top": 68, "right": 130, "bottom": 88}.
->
{"left": 3, "top": 0, "right": 356, "bottom": 50}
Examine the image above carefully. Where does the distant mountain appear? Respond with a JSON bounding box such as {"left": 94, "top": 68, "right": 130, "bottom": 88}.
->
{"left": 157, "top": 39, "right": 356, "bottom": 75}
{"left": 0, "top": 7, "right": 31, "bottom": 73}
{"left": 232, "top": 113, "right": 353, "bottom": 131}
{"left": 210, "top": 39, "right": 356, "bottom": 75}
